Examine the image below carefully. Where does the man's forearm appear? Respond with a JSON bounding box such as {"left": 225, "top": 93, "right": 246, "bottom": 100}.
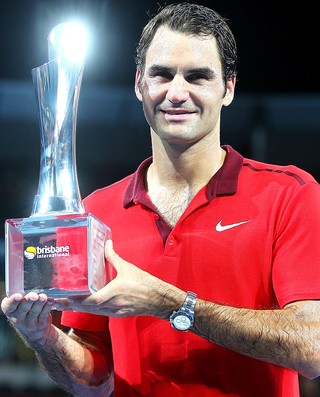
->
{"left": 27, "top": 325, "right": 113, "bottom": 397}
{"left": 192, "top": 299, "right": 320, "bottom": 379}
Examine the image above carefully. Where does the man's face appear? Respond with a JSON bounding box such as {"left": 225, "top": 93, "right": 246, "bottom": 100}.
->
{"left": 135, "top": 26, "right": 235, "bottom": 147}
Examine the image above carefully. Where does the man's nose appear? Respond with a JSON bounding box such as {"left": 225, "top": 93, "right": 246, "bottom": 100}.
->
{"left": 166, "top": 75, "right": 189, "bottom": 104}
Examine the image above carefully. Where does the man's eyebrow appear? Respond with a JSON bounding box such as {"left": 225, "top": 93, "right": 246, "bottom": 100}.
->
{"left": 148, "top": 65, "right": 172, "bottom": 74}
{"left": 147, "top": 65, "right": 216, "bottom": 78}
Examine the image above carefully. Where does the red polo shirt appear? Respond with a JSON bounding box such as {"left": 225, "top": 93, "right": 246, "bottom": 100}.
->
{"left": 62, "top": 145, "right": 320, "bottom": 397}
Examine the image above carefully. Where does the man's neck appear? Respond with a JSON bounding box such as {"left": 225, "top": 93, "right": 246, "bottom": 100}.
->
{"left": 145, "top": 144, "right": 226, "bottom": 227}
{"left": 147, "top": 143, "right": 226, "bottom": 191}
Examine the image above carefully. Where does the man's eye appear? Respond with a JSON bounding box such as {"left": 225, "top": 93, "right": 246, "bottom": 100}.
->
{"left": 187, "top": 74, "right": 207, "bottom": 82}
{"left": 152, "top": 72, "right": 172, "bottom": 80}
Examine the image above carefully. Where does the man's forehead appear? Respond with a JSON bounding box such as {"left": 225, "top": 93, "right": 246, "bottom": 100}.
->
{"left": 149, "top": 25, "right": 217, "bottom": 46}
{"left": 145, "top": 27, "right": 219, "bottom": 67}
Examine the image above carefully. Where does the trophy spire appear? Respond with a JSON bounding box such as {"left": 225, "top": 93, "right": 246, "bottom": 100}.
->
{"left": 31, "top": 22, "right": 88, "bottom": 216}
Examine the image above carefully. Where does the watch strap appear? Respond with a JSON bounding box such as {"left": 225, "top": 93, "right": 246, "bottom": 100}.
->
{"left": 183, "top": 291, "right": 197, "bottom": 316}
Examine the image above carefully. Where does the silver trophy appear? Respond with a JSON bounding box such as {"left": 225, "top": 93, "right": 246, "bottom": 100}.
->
{"left": 5, "top": 22, "right": 111, "bottom": 297}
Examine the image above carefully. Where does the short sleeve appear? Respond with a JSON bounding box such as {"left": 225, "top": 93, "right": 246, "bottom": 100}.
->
{"left": 273, "top": 181, "right": 320, "bottom": 307}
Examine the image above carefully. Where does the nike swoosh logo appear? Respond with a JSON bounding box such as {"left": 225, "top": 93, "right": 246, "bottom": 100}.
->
{"left": 215, "top": 220, "right": 251, "bottom": 232}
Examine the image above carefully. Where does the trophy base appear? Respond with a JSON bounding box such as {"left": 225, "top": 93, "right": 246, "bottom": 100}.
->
{"left": 5, "top": 213, "right": 112, "bottom": 297}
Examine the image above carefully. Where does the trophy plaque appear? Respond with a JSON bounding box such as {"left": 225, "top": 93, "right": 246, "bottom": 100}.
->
{"left": 5, "top": 22, "right": 111, "bottom": 297}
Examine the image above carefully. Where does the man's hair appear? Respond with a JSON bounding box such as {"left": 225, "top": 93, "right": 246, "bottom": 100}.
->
{"left": 135, "top": 2, "right": 238, "bottom": 85}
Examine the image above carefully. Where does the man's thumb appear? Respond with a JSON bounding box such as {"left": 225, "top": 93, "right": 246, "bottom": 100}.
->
{"left": 104, "top": 239, "right": 120, "bottom": 273}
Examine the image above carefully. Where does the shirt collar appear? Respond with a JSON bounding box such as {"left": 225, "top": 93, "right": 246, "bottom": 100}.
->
{"left": 123, "top": 145, "right": 243, "bottom": 208}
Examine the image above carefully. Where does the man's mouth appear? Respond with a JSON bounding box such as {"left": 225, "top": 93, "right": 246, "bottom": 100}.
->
{"left": 161, "top": 108, "right": 195, "bottom": 121}
{"left": 163, "top": 108, "right": 194, "bottom": 115}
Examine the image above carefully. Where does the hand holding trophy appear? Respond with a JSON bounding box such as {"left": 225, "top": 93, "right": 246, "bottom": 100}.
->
{"left": 5, "top": 22, "right": 111, "bottom": 297}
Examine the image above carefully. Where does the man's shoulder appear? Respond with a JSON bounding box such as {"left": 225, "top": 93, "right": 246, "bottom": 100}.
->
{"left": 242, "top": 157, "right": 318, "bottom": 186}
{"left": 85, "top": 174, "right": 133, "bottom": 203}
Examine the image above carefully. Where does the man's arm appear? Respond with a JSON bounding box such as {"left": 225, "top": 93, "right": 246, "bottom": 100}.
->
{"left": 1, "top": 293, "right": 113, "bottom": 397}
{"left": 192, "top": 298, "right": 320, "bottom": 379}
{"left": 57, "top": 240, "right": 320, "bottom": 380}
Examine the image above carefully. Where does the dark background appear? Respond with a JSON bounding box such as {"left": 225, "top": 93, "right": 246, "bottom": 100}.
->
{"left": 0, "top": 0, "right": 319, "bottom": 93}
{"left": 0, "top": 0, "right": 319, "bottom": 274}
{"left": 0, "top": 0, "right": 319, "bottom": 265}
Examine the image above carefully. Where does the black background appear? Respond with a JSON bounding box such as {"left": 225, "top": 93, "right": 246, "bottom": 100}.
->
{"left": 0, "top": 0, "right": 318, "bottom": 93}
{"left": 0, "top": 0, "right": 319, "bottom": 253}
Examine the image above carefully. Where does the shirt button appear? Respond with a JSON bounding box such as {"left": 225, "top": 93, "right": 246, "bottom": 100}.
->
{"left": 168, "top": 236, "right": 174, "bottom": 245}
{"left": 153, "top": 213, "right": 160, "bottom": 220}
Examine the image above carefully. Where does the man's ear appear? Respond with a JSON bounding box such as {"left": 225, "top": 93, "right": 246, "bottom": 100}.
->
{"left": 135, "top": 69, "right": 142, "bottom": 102}
{"left": 223, "top": 75, "right": 236, "bottom": 107}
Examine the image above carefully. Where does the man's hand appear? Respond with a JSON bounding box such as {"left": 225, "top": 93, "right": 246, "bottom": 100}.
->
{"left": 1, "top": 292, "right": 55, "bottom": 346}
{"left": 55, "top": 239, "right": 184, "bottom": 319}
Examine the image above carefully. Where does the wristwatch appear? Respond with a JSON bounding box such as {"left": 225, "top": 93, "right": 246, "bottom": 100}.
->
{"left": 169, "top": 291, "right": 197, "bottom": 331}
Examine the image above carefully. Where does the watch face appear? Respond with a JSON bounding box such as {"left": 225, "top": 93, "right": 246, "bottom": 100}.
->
{"left": 173, "top": 314, "right": 192, "bottom": 331}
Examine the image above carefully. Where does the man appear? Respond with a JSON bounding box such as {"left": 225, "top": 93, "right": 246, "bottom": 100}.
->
{"left": 2, "top": 2, "right": 320, "bottom": 397}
